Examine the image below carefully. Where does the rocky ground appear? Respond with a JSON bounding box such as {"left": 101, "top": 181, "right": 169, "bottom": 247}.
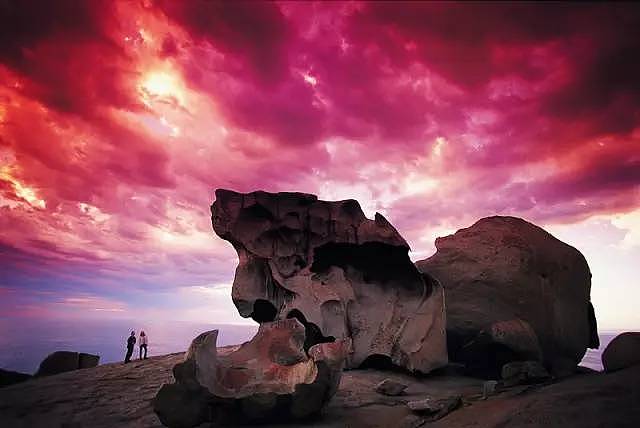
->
{"left": 1, "top": 353, "right": 639, "bottom": 428}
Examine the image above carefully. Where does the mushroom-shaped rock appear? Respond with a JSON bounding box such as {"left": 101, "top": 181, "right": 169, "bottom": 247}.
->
{"left": 153, "top": 319, "right": 349, "bottom": 428}
{"left": 416, "top": 216, "right": 599, "bottom": 378}
{"left": 602, "top": 332, "right": 640, "bottom": 372}
{"left": 211, "top": 189, "right": 448, "bottom": 373}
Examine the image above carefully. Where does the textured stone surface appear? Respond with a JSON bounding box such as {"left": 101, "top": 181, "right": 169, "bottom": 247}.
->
{"left": 1, "top": 352, "right": 639, "bottom": 428}
{"left": 79, "top": 353, "right": 100, "bottom": 369}
{"left": 211, "top": 189, "right": 447, "bottom": 373}
{"left": 407, "top": 395, "right": 462, "bottom": 421}
{"left": 153, "top": 319, "right": 349, "bottom": 427}
{"left": 602, "top": 332, "right": 640, "bottom": 372}
{"left": 501, "top": 361, "right": 550, "bottom": 387}
{"left": 416, "top": 216, "right": 598, "bottom": 377}
{"left": 375, "top": 378, "right": 408, "bottom": 396}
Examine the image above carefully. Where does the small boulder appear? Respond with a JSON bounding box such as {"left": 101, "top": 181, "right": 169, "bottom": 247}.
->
{"left": 374, "top": 378, "right": 408, "bottom": 396}
{"left": 602, "top": 332, "right": 640, "bottom": 372}
{"left": 36, "top": 351, "right": 80, "bottom": 376}
{"left": 407, "top": 395, "right": 462, "bottom": 421}
{"left": 501, "top": 360, "right": 550, "bottom": 386}
{"left": 481, "top": 380, "right": 498, "bottom": 399}
{"left": 35, "top": 351, "right": 100, "bottom": 377}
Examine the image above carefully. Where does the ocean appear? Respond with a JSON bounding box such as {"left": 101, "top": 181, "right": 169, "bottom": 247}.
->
{"left": 0, "top": 318, "right": 258, "bottom": 374}
{"left": 0, "top": 318, "right": 623, "bottom": 374}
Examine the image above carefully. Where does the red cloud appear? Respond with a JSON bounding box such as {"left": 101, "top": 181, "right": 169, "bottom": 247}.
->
{"left": 0, "top": 1, "right": 638, "bottom": 324}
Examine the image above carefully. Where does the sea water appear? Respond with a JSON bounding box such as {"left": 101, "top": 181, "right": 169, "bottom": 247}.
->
{"left": 0, "top": 318, "right": 257, "bottom": 374}
{"left": 0, "top": 318, "right": 624, "bottom": 374}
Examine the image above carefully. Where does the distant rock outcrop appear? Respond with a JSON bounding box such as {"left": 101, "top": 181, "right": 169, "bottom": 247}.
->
{"left": 211, "top": 189, "right": 447, "bottom": 374}
{"left": 416, "top": 216, "right": 598, "bottom": 377}
{"left": 0, "top": 368, "right": 31, "bottom": 388}
{"left": 602, "top": 332, "right": 640, "bottom": 372}
{"left": 153, "top": 319, "right": 349, "bottom": 427}
{"left": 36, "top": 351, "right": 100, "bottom": 377}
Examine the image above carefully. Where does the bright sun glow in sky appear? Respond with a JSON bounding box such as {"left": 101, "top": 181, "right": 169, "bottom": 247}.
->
{"left": 0, "top": 1, "right": 639, "bottom": 331}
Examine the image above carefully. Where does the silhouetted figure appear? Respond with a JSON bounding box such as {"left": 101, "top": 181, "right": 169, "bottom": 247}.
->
{"left": 139, "top": 331, "right": 148, "bottom": 360}
{"left": 125, "top": 330, "right": 136, "bottom": 363}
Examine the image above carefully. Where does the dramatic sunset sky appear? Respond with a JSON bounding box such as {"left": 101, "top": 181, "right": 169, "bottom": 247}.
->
{"left": 1, "top": 1, "right": 639, "bottom": 330}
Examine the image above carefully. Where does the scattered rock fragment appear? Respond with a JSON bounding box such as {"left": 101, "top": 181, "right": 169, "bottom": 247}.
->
{"left": 602, "top": 332, "right": 640, "bottom": 372}
{"left": 374, "top": 378, "right": 408, "bottom": 396}
{"left": 407, "top": 395, "right": 462, "bottom": 421}
{"left": 482, "top": 380, "right": 498, "bottom": 399}
{"left": 501, "top": 360, "right": 550, "bottom": 386}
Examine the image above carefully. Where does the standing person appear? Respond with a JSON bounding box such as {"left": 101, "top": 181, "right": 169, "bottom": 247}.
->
{"left": 125, "top": 330, "right": 136, "bottom": 363}
{"left": 139, "top": 331, "right": 148, "bottom": 360}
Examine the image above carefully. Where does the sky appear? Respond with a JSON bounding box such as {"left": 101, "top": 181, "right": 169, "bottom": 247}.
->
{"left": 0, "top": 1, "right": 639, "bottom": 331}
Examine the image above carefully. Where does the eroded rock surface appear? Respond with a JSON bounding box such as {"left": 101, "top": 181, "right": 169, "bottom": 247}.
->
{"left": 1, "top": 352, "right": 639, "bottom": 428}
{"left": 416, "top": 216, "right": 598, "bottom": 377}
{"left": 153, "top": 319, "right": 349, "bottom": 427}
{"left": 211, "top": 189, "right": 447, "bottom": 373}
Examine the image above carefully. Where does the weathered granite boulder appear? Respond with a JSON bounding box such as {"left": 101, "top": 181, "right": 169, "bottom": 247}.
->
{"left": 211, "top": 189, "right": 448, "bottom": 374}
{"left": 602, "top": 332, "right": 640, "bottom": 372}
{"left": 416, "top": 216, "right": 598, "bottom": 377}
{"left": 35, "top": 351, "right": 100, "bottom": 377}
{"left": 153, "top": 319, "right": 349, "bottom": 428}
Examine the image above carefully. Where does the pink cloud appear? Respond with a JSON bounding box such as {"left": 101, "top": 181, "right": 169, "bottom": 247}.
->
{"left": 0, "top": 2, "right": 638, "bottom": 328}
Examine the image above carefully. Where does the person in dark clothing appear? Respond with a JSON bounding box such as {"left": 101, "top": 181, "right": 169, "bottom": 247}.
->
{"left": 125, "top": 330, "right": 136, "bottom": 363}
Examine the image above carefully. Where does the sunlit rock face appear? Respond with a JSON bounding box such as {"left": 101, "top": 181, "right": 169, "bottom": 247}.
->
{"left": 211, "top": 189, "right": 448, "bottom": 374}
{"left": 153, "top": 319, "right": 349, "bottom": 427}
{"left": 416, "top": 216, "right": 599, "bottom": 378}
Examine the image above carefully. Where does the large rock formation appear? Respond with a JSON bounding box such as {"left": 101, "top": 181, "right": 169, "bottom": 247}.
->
{"left": 211, "top": 189, "right": 447, "bottom": 373}
{"left": 416, "top": 216, "right": 598, "bottom": 377}
{"left": 153, "top": 318, "right": 349, "bottom": 427}
{"left": 602, "top": 332, "right": 640, "bottom": 372}
{"left": 36, "top": 351, "right": 100, "bottom": 377}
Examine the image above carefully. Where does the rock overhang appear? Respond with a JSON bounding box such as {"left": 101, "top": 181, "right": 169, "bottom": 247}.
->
{"left": 211, "top": 188, "right": 448, "bottom": 374}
